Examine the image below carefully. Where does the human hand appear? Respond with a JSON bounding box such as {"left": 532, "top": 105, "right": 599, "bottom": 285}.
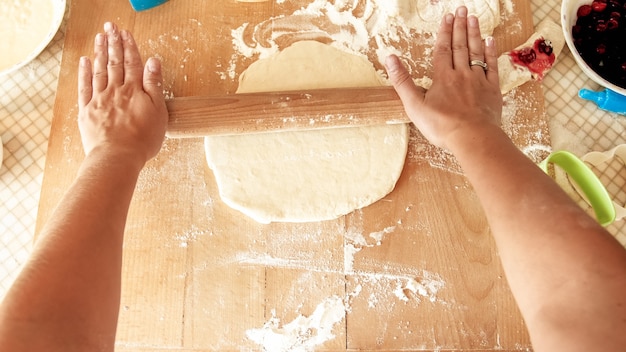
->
{"left": 77, "top": 22, "right": 168, "bottom": 166}
{"left": 385, "top": 6, "right": 502, "bottom": 152}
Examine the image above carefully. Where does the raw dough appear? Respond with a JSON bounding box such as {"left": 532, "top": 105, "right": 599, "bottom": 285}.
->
{"left": 498, "top": 20, "right": 565, "bottom": 94}
{"left": 0, "top": 0, "right": 55, "bottom": 71}
{"left": 205, "top": 41, "right": 409, "bottom": 223}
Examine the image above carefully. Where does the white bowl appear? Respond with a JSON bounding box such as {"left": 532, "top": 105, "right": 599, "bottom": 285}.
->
{"left": 561, "top": 0, "right": 626, "bottom": 96}
{"left": 0, "top": 0, "right": 66, "bottom": 77}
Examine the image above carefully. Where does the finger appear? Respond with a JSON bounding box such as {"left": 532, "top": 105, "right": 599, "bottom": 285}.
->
{"left": 143, "top": 57, "right": 165, "bottom": 103}
{"left": 92, "top": 33, "right": 108, "bottom": 92}
{"left": 432, "top": 13, "right": 454, "bottom": 74}
{"left": 385, "top": 55, "right": 426, "bottom": 123}
{"left": 467, "top": 15, "right": 485, "bottom": 74}
{"left": 121, "top": 30, "right": 144, "bottom": 86}
{"left": 484, "top": 36, "right": 500, "bottom": 86}
{"left": 451, "top": 6, "right": 470, "bottom": 70}
{"left": 78, "top": 56, "right": 93, "bottom": 108}
{"left": 105, "top": 22, "right": 124, "bottom": 86}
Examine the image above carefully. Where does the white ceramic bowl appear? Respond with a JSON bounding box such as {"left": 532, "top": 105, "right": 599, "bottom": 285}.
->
{"left": 0, "top": 0, "right": 66, "bottom": 77}
{"left": 561, "top": 0, "right": 626, "bottom": 96}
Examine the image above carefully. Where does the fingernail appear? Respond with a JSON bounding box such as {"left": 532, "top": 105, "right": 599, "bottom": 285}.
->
{"left": 445, "top": 13, "right": 454, "bottom": 24}
{"left": 384, "top": 55, "right": 401, "bottom": 73}
{"left": 468, "top": 15, "right": 478, "bottom": 28}
{"left": 80, "top": 56, "right": 90, "bottom": 67}
{"left": 485, "top": 36, "right": 495, "bottom": 47}
{"left": 95, "top": 33, "right": 104, "bottom": 45}
{"left": 457, "top": 6, "right": 467, "bottom": 18}
{"left": 147, "top": 58, "right": 160, "bottom": 73}
{"left": 120, "top": 29, "right": 129, "bottom": 41}
{"left": 104, "top": 22, "right": 114, "bottom": 32}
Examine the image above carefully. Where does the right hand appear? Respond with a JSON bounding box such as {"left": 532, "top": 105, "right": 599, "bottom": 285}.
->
{"left": 385, "top": 6, "right": 502, "bottom": 151}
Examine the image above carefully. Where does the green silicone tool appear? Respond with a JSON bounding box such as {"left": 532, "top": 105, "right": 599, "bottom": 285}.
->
{"left": 539, "top": 150, "right": 616, "bottom": 226}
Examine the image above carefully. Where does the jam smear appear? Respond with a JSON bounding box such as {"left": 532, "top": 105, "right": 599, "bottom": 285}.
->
{"left": 509, "top": 38, "right": 556, "bottom": 80}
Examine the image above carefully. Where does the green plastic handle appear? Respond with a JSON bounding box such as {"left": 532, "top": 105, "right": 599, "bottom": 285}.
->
{"left": 539, "top": 151, "right": 616, "bottom": 226}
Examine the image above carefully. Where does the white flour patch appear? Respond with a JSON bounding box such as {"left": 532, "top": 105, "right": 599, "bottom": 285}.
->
{"left": 231, "top": 250, "right": 447, "bottom": 306}
{"left": 393, "top": 275, "right": 446, "bottom": 304}
{"left": 344, "top": 221, "right": 398, "bottom": 273}
{"left": 229, "top": 0, "right": 502, "bottom": 79}
{"left": 234, "top": 253, "right": 323, "bottom": 271}
{"left": 369, "top": 226, "right": 396, "bottom": 245}
{"left": 173, "top": 225, "right": 213, "bottom": 248}
{"left": 246, "top": 296, "right": 345, "bottom": 352}
{"left": 344, "top": 243, "right": 362, "bottom": 274}
{"left": 354, "top": 263, "right": 447, "bottom": 306}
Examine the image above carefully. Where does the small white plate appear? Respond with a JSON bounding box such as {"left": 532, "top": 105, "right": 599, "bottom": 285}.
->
{"left": 0, "top": 0, "right": 66, "bottom": 77}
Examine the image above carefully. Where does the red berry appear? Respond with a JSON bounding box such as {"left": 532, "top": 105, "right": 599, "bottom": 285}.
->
{"left": 538, "top": 39, "right": 554, "bottom": 55}
{"left": 516, "top": 48, "right": 537, "bottom": 64}
{"left": 577, "top": 4, "right": 592, "bottom": 17}
{"left": 592, "top": 1, "right": 608, "bottom": 12}
{"left": 573, "top": 0, "right": 626, "bottom": 88}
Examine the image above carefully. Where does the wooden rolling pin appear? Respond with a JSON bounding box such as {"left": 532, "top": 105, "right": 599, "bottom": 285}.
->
{"left": 165, "top": 86, "right": 410, "bottom": 137}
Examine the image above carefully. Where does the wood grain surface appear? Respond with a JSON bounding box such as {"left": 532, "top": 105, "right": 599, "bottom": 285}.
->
{"left": 37, "top": 0, "right": 549, "bottom": 350}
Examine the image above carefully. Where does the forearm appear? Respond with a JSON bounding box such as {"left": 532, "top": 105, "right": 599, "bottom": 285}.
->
{"left": 0, "top": 147, "right": 144, "bottom": 351}
{"left": 449, "top": 125, "right": 626, "bottom": 350}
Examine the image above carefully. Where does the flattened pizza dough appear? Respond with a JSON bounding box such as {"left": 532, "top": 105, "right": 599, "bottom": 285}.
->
{"left": 205, "top": 41, "right": 409, "bottom": 223}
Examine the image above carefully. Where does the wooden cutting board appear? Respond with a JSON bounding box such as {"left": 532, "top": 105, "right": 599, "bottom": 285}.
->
{"left": 37, "top": 0, "right": 549, "bottom": 350}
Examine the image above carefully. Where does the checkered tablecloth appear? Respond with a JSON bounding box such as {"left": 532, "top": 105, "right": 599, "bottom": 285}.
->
{"left": 1, "top": 0, "right": 625, "bottom": 299}
{"left": 0, "top": 6, "right": 67, "bottom": 298}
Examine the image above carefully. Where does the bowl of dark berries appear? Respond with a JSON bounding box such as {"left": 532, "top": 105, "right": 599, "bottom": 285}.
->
{"left": 562, "top": 0, "right": 626, "bottom": 95}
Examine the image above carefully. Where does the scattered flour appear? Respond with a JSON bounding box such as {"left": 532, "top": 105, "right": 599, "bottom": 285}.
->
{"left": 246, "top": 296, "right": 345, "bottom": 352}
{"left": 502, "top": 87, "right": 552, "bottom": 162}
{"left": 228, "top": 0, "right": 515, "bottom": 79}
{"left": 171, "top": 1, "right": 534, "bottom": 349}
{"left": 393, "top": 275, "right": 446, "bottom": 304}
{"left": 369, "top": 226, "right": 396, "bottom": 245}
{"left": 173, "top": 225, "right": 213, "bottom": 248}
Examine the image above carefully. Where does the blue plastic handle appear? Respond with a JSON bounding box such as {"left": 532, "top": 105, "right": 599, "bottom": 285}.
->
{"left": 579, "top": 88, "right": 626, "bottom": 115}
{"left": 129, "top": 0, "right": 168, "bottom": 11}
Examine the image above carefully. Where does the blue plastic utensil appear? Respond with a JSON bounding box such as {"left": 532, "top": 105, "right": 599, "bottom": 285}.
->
{"left": 579, "top": 88, "right": 626, "bottom": 115}
{"left": 129, "top": 0, "right": 168, "bottom": 11}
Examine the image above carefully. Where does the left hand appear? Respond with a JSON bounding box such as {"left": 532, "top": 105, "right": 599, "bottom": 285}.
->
{"left": 77, "top": 22, "right": 168, "bottom": 166}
